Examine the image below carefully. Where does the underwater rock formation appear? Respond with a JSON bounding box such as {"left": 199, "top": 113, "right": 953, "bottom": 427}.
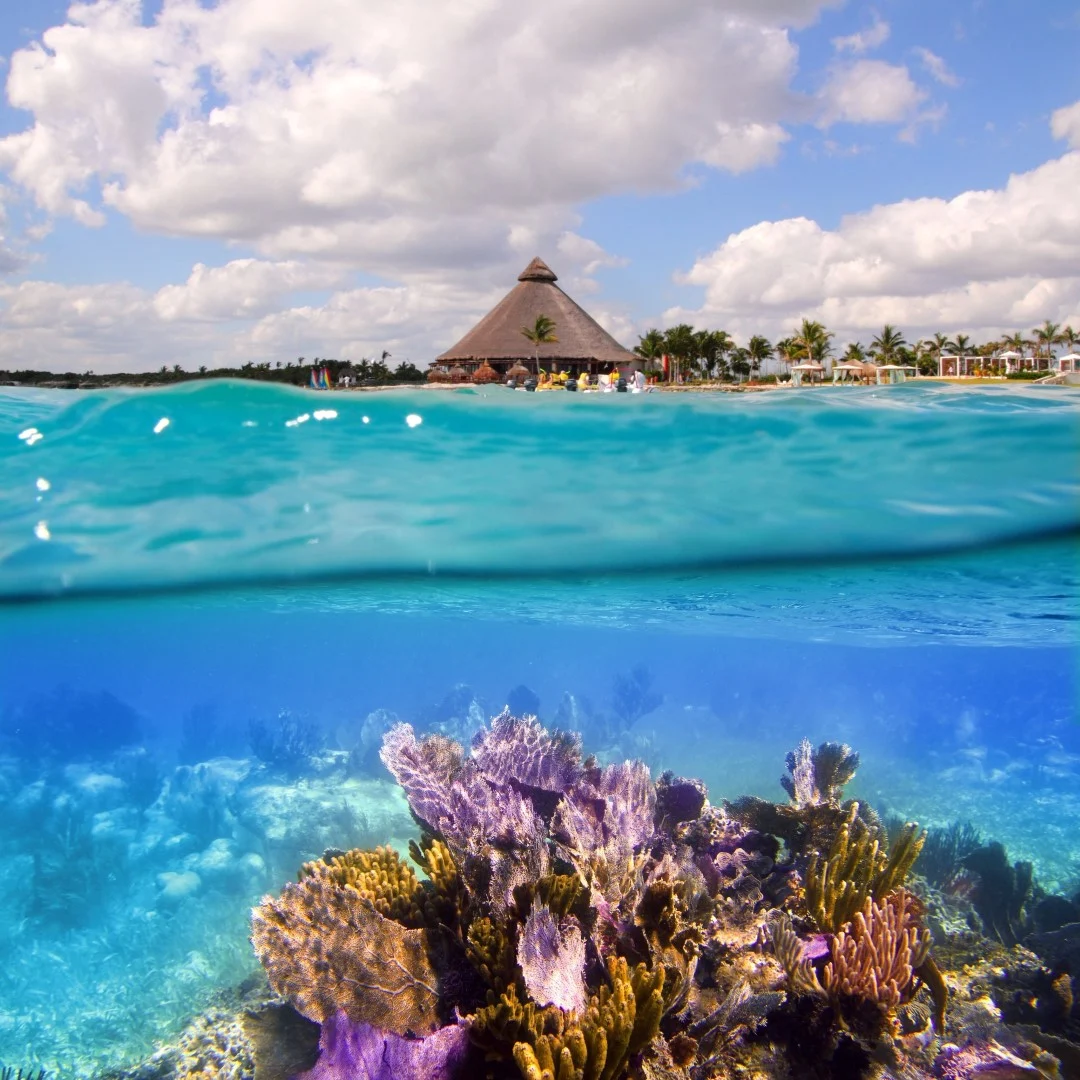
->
{"left": 245, "top": 717, "right": 1077, "bottom": 1080}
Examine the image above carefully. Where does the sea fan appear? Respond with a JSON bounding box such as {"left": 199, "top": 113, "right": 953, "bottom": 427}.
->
{"left": 517, "top": 904, "right": 588, "bottom": 1013}
{"left": 298, "top": 1012, "right": 472, "bottom": 1080}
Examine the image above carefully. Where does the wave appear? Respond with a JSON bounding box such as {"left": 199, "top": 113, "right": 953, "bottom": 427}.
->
{"left": 1, "top": 380, "right": 1078, "bottom": 601}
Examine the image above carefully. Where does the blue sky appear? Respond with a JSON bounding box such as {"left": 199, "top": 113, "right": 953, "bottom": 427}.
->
{"left": 0, "top": 0, "right": 1078, "bottom": 371}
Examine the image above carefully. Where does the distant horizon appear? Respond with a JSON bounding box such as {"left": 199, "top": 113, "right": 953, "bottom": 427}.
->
{"left": 0, "top": 1, "right": 1078, "bottom": 373}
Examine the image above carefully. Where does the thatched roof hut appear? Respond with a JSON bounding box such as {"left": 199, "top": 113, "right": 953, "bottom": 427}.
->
{"left": 433, "top": 257, "right": 637, "bottom": 377}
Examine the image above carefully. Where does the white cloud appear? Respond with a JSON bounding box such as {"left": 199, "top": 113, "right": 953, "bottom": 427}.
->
{"left": 667, "top": 103, "right": 1080, "bottom": 344}
{"left": 913, "top": 47, "right": 960, "bottom": 88}
{"left": 818, "top": 60, "right": 927, "bottom": 126}
{"left": 555, "top": 232, "right": 629, "bottom": 278}
{"left": 0, "top": 271, "right": 493, "bottom": 373}
{"left": 0, "top": 238, "right": 642, "bottom": 372}
{"left": 0, "top": 0, "right": 844, "bottom": 274}
{"left": 832, "top": 15, "right": 890, "bottom": 54}
{"left": 1051, "top": 100, "right": 1080, "bottom": 148}
{"left": 152, "top": 259, "right": 347, "bottom": 321}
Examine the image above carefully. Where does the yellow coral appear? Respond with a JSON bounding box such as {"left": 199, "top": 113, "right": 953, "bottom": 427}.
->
{"left": 467, "top": 916, "right": 517, "bottom": 993}
{"left": 409, "top": 835, "right": 467, "bottom": 929}
{"left": 805, "top": 803, "right": 924, "bottom": 933}
{"left": 478, "top": 957, "right": 664, "bottom": 1080}
{"left": 301, "top": 845, "right": 424, "bottom": 927}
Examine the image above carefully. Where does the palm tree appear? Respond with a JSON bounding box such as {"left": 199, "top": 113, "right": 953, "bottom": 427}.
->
{"left": 635, "top": 329, "right": 665, "bottom": 362}
{"left": 842, "top": 342, "right": 867, "bottom": 362}
{"left": 729, "top": 347, "right": 752, "bottom": 382}
{"left": 693, "top": 329, "right": 715, "bottom": 379}
{"left": 947, "top": 333, "right": 973, "bottom": 358}
{"left": 793, "top": 318, "right": 833, "bottom": 366}
{"left": 775, "top": 337, "right": 797, "bottom": 377}
{"left": 870, "top": 324, "right": 907, "bottom": 365}
{"left": 1033, "top": 320, "right": 1064, "bottom": 365}
{"left": 746, "top": 335, "right": 773, "bottom": 379}
{"left": 521, "top": 315, "right": 558, "bottom": 376}
{"left": 916, "top": 332, "right": 949, "bottom": 373}
{"left": 1060, "top": 326, "right": 1078, "bottom": 353}
{"left": 663, "top": 323, "right": 696, "bottom": 383}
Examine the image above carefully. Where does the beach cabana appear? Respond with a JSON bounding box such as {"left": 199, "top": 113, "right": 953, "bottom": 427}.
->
{"left": 832, "top": 360, "right": 875, "bottom": 384}
{"left": 875, "top": 364, "right": 917, "bottom": 385}
{"left": 1053, "top": 353, "right": 1080, "bottom": 373}
{"left": 431, "top": 257, "right": 637, "bottom": 379}
{"left": 790, "top": 361, "right": 825, "bottom": 387}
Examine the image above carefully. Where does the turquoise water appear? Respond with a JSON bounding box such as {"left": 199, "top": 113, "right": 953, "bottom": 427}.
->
{"left": 0, "top": 382, "right": 1078, "bottom": 1076}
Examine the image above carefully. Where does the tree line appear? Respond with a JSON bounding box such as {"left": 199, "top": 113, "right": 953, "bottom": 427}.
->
{"left": 634, "top": 319, "right": 1080, "bottom": 379}
{"left": 0, "top": 354, "right": 427, "bottom": 389}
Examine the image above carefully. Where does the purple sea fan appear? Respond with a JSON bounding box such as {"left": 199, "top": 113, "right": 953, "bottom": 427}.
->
{"left": 299, "top": 1011, "right": 472, "bottom": 1080}
{"left": 471, "top": 710, "right": 583, "bottom": 793}
{"left": 517, "top": 904, "right": 588, "bottom": 1013}
{"left": 933, "top": 1040, "right": 1045, "bottom": 1079}
{"left": 379, "top": 722, "right": 463, "bottom": 838}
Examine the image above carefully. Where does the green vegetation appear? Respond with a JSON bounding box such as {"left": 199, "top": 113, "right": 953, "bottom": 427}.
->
{"left": 633, "top": 319, "right": 1078, "bottom": 381}
{"left": 520, "top": 314, "right": 558, "bottom": 376}
{"left": 0, "top": 355, "right": 427, "bottom": 389}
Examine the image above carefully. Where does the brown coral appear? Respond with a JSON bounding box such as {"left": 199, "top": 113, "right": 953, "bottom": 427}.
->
{"left": 251, "top": 873, "right": 442, "bottom": 1033}
{"left": 821, "top": 891, "right": 931, "bottom": 1016}
{"left": 773, "top": 891, "right": 931, "bottom": 1029}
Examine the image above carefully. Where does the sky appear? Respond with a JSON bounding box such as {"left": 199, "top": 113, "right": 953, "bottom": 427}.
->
{"left": 0, "top": 0, "right": 1078, "bottom": 373}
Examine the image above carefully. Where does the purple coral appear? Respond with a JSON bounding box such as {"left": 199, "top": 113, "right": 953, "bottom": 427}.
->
{"left": 555, "top": 759, "right": 656, "bottom": 857}
{"left": 517, "top": 904, "right": 588, "bottom": 1013}
{"left": 933, "top": 1040, "right": 1044, "bottom": 1079}
{"left": 300, "top": 1012, "right": 472, "bottom": 1080}
{"left": 379, "top": 723, "right": 462, "bottom": 838}
{"left": 471, "top": 710, "right": 583, "bottom": 793}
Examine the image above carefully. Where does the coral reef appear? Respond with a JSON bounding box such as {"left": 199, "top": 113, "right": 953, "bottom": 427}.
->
{"left": 962, "top": 841, "right": 1035, "bottom": 946}
{"left": 241, "top": 717, "right": 1080, "bottom": 1080}
{"left": 916, "top": 821, "right": 984, "bottom": 891}
{"left": 248, "top": 711, "right": 324, "bottom": 775}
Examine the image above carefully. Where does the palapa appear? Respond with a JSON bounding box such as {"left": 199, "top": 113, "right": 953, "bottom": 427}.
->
{"left": 433, "top": 257, "right": 636, "bottom": 377}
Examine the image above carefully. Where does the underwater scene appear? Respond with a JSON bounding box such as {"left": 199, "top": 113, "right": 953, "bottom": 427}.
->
{"left": 1, "top": 382, "right": 1078, "bottom": 1080}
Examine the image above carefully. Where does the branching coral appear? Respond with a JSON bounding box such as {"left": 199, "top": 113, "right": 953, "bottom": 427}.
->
{"left": 821, "top": 891, "right": 931, "bottom": 1013}
{"left": 773, "top": 891, "right": 931, "bottom": 1028}
{"left": 805, "top": 801, "right": 925, "bottom": 934}
{"left": 495, "top": 957, "right": 664, "bottom": 1080}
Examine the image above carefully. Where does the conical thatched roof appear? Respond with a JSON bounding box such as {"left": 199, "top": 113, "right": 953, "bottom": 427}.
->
{"left": 436, "top": 257, "right": 635, "bottom": 365}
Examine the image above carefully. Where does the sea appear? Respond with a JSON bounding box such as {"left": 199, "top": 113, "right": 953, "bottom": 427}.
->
{"left": 0, "top": 380, "right": 1077, "bottom": 1077}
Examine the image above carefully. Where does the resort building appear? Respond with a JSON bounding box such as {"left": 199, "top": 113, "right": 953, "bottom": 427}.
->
{"left": 938, "top": 354, "right": 979, "bottom": 377}
{"left": 429, "top": 257, "right": 638, "bottom": 380}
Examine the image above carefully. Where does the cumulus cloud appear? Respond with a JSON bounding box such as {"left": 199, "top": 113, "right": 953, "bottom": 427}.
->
{"left": 153, "top": 259, "right": 348, "bottom": 321}
{"left": 668, "top": 103, "right": 1080, "bottom": 344}
{"left": 831, "top": 15, "right": 890, "bottom": 54}
{"left": 818, "top": 60, "right": 926, "bottom": 126}
{"left": 0, "top": 0, "right": 843, "bottom": 274}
